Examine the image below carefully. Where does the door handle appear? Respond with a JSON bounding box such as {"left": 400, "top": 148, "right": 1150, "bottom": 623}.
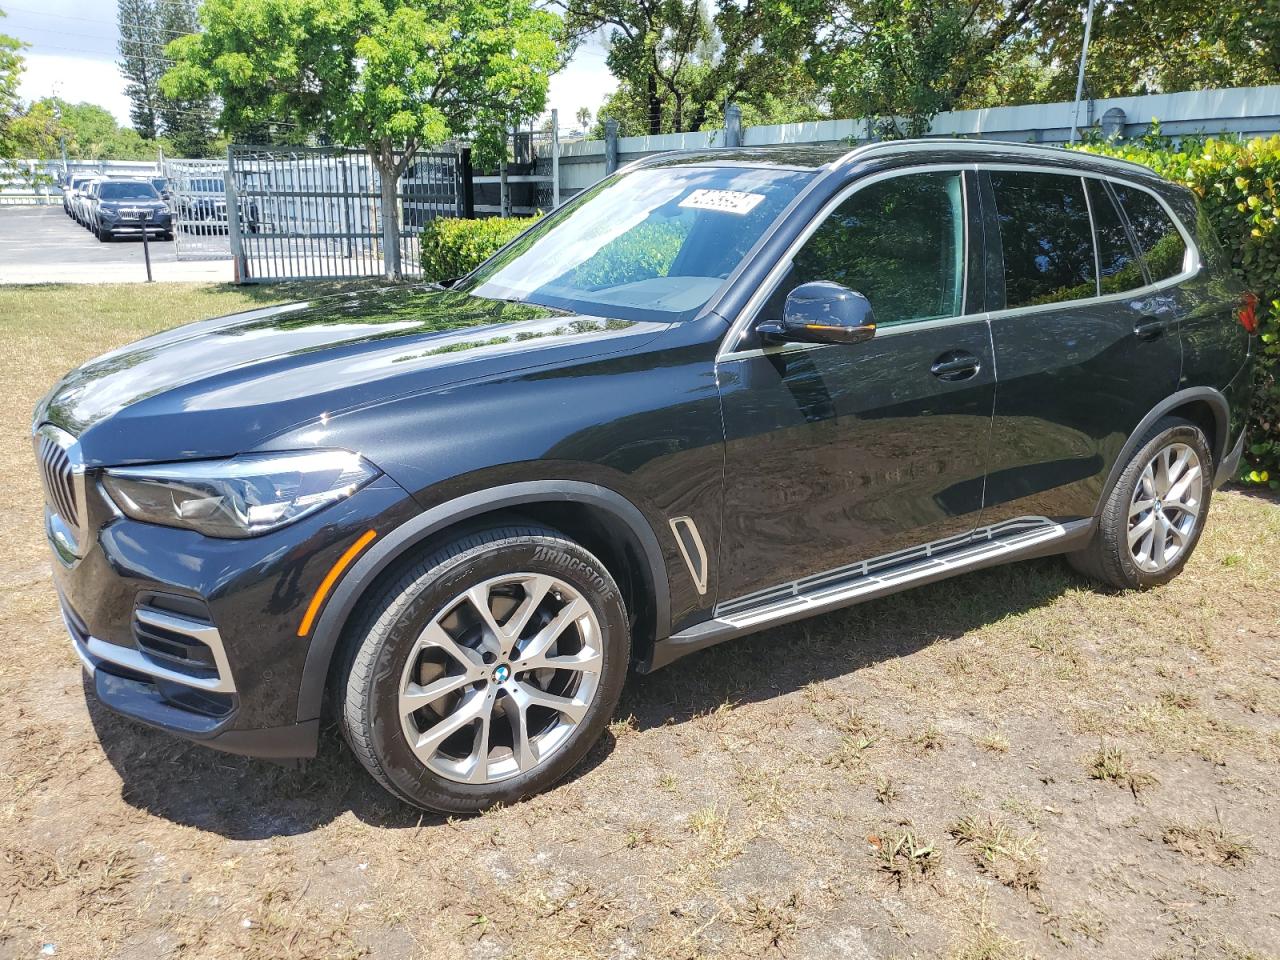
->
{"left": 930, "top": 351, "right": 981, "bottom": 381}
{"left": 1134, "top": 316, "right": 1167, "bottom": 341}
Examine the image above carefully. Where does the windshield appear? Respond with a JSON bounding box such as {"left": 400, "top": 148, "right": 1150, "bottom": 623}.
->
{"left": 462, "top": 165, "right": 812, "bottom": 321}
{"left": 100, "top": 181, "right": 160, "bottom": 201}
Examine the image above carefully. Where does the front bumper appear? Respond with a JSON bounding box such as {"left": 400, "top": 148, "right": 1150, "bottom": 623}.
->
{"left": 51, "top": 473, "right": 418, "bottom": 758}
{"left": 101, "top": 216, "right": 172, "bottom": 235}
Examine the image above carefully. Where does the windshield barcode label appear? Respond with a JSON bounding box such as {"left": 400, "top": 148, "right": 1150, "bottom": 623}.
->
{"left": 678, "top": 189, "right": 765, "bottom": 215}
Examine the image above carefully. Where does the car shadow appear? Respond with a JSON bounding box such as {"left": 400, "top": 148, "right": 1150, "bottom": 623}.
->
{"left": 93, "top": 555, "right": 1080, "bottom": 839}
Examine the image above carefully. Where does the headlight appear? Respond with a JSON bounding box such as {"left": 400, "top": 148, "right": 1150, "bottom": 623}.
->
{"left": 102, "top": 450, "right": 380, "bottom": 538}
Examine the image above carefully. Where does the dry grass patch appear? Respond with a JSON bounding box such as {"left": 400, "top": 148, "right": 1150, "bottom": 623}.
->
{"left": 952, "top": 925, "right": 1036, "bottom": 960}
{"left": 978, "top": 731, "right": 1010, "bottom": 753}
{"left": 869, "top": 825, "right": 940, "bottom": 888}
{"left": 912, "top": 722, "right": 945, "bottom": 752}
{"left": 949, "top": 815, "right": 1044, "bottom": 892}
{"left": 1162, "top": 813, "right": 1255, "bottom": 868}
{"left": 1087, "top": 742, "right": 1159, "bottom": 797}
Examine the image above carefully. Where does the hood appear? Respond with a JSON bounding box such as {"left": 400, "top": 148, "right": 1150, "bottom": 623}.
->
{"left": 35, "top": 285, "right": 670, "bottom": 466}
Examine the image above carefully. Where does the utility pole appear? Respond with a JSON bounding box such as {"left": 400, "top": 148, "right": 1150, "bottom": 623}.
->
{"left": 1069, "top": 0, "right": 1097, "bottom": 144}
{"left": 550, "top": 108, "right": 560, "bottom": 209}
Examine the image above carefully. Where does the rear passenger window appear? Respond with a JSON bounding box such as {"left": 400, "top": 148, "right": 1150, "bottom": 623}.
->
{"left": 1086, "top": 179, "right": 1144, "bottom": 295}
{"left": 989, "top": 171, "right": 1096, "bottom": 309}
{"left": 1110, "top": 184, "right": 1188, "bottom": 282}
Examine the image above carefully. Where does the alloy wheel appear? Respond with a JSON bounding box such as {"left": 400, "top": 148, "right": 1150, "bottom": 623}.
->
{"left": 1127, "top": 442, "right": 1202, "bottom": 573}
{"left": 397, "top": 573, "right": 603, "bottom": 784}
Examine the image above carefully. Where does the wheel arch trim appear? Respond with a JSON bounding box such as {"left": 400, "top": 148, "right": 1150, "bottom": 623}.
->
{"left": 295, "top": 480, "right": 672, "bottom": 723}
{"left": 1098, "top": 386, "right": 1229, "bottom": 512}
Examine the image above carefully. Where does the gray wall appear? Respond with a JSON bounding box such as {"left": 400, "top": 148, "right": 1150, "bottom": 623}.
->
{"left": 545, "top": 85, "right": 1280, "bottom": 196}
{"left": 1, "top": 158, "right": 164, "bottom": 205}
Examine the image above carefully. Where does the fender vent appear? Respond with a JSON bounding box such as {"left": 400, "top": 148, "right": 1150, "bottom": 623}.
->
{"left": 669, "top": 516, "right": 709, "bottom": 596}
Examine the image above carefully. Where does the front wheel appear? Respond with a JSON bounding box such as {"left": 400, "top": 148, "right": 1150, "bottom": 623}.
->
{"left": 338, "top": 524, "right": 630, "bottom": 813}
{"left": 1069, "top": 416, "right": 1213, "bottom": 589}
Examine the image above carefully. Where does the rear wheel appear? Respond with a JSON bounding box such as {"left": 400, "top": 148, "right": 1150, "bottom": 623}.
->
{"left": 1069, "top": 416, "right": 1212, "bottom": 589}
{"left": 338, "top": 524, "right": 630, "bottom": 813}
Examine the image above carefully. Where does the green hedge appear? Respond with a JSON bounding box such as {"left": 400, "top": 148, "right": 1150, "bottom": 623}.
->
{"left": 419, "top": 216, "right": 541, "bottom": 283}
{"left": 1077, "top": 135, "right": 1280, "bottom": 488}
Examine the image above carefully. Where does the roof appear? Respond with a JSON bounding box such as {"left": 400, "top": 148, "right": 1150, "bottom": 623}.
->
{"left": 630, "top": 138, "right": 1161, "bottom": 182}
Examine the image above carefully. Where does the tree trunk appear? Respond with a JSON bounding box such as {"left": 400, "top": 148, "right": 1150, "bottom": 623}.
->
{"left": 646, "top": 73, "right": 662, "bottom": 135}
{"left": 376, "top": 160, "right": 401, "bottom": 281}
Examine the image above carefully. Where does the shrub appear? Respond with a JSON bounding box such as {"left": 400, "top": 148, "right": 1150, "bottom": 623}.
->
{"left": 419, "top": 215, "right": 540, "bottom": 283}
{"left": 1075, "top": 135, "right": 1280, "bottom": 487}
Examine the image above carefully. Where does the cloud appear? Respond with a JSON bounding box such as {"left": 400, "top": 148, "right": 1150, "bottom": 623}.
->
{"left": 19, "top": 53, "right": 132, "bottom": 124}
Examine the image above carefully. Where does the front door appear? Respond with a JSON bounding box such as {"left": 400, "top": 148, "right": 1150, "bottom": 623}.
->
{"left": 715, "top": 169, "right": 997, "bottom": 606}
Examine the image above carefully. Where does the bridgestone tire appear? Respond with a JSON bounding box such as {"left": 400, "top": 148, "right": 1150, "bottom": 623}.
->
{"left": 337, "top": 524, "right": 630, "bottom": 813}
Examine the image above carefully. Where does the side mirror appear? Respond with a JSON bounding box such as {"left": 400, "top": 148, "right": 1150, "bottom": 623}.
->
{"left": 757, "top": 281, "right": 876, "bottom": 346}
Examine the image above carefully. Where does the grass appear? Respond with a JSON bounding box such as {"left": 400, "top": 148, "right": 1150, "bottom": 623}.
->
{"left": 0, "top": 280, "right": 1279, "bottom": 959}
{"left": 1087, "top": 742, "right": 1160, "bottom": 798}
{"left": 870, "top": 826, "right": 941, "bottom": 887}
{"left": 949, "top": 815, "right": 1044, "bottom": 892}
{"left": 1162, "top": 813, "right": 1255, "bottom": 868}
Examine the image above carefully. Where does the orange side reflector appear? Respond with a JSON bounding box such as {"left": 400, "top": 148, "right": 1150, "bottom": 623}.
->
{"left": 297, "top": 529, "right": 377, "bottom": 637}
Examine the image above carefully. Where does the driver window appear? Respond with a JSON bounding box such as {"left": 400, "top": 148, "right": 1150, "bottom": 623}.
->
{"left": 766, "top": 171, "right": 967, "bottom": 326}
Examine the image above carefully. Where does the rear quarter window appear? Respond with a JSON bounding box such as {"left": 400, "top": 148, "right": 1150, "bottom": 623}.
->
{"left": 1110, "top": 183, "right": 1189, "bottom": 282}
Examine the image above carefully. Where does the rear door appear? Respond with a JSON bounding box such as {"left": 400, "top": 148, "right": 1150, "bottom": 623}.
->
{"left": 978, "top": 169, "right": 1185, "bottom": 525}
{"left": 715, "top": 168, "right": 996, "bottom": 605}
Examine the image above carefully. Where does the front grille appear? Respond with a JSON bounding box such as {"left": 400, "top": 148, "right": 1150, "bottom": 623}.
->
{"left": 37, "top": 430, "right": 79, "bottom": 528}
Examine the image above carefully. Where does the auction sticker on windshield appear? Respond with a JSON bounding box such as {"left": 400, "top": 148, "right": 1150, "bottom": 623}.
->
{"left": 678, "top": 189, "right": 766, "bottom": 215}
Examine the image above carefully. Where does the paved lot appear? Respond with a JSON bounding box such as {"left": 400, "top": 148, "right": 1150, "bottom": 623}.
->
{"left": 0, "top": 206, "right": 233, "bottom": 284}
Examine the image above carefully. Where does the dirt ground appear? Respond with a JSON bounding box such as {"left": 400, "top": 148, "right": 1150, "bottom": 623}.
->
{"left": 2, "top": 284, "right": 1278, "bottom": 960}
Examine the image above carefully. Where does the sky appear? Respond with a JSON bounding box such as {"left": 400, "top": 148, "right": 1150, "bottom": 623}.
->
{"left": 2, "top": 0, "right": 618, "bottom": 133}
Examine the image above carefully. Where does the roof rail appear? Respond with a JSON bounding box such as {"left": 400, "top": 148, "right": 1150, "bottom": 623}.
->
{"left": 832, "top": 138, "right": 1157, "bottom": 176}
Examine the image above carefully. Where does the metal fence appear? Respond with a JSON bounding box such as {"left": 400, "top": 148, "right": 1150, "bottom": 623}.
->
{"left": 225, "top": 144, "right": 466, "bottom": 282}
{"left": 165, "top": 159, "right": 236, "bottom": 261}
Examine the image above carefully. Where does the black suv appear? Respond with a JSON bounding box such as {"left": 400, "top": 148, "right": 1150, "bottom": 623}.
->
{"left": 34, "top": 141, "right": 1255, "bottom": 812}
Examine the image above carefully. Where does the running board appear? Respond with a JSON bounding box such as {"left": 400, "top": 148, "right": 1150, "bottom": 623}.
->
{"left": 646, "top": 516, "right": 1094, "bottom": 670}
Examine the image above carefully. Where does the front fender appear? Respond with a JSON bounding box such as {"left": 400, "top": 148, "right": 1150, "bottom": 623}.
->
{"left": 294, "top": 479, "right": 671, "bottom": 723}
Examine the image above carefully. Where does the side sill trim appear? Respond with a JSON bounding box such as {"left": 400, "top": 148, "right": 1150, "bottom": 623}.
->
{"left": 646, "top": 517, "right": 1094, "bottom": 671}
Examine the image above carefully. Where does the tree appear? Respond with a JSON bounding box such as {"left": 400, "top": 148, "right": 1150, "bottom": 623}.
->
{"left": 155, "top": 0, "right": 216, "bottom": 156}
{"left": 560, "top": 0, "right": 810, "bottom": 135}
{"left": 576, "top": 105, "right": 592, "bottom": 130}
{"left": 800, "top": 0, "right": 1036, "bottom": 138}
{"left": 1, "top": 9, "right": 25, "bottom": 166}
{"left": 596, "top": 60, "right": 821, "bottom": 136}
{"left": 163, "top": 0, "right": 562, "bottom": 279}
{"left": 22, "top": 97, "right": 172, "bottom": 160}
{"left": 117, "top": 0, "right": 165, "bottom": 139}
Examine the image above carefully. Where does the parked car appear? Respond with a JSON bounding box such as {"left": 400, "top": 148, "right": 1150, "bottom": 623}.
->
{"left": 62, "top": 176, "right": 92, "bottom": 217}
{"left": 150, "top": 176, "right": 171, "bottom": 202}
{"left": 175, "top": 176, "right": 258, "bottom": 233}
{"left": 34, "top": 141, "right": 1255, "bottom": 813}
{"left": 86, "top": 178, "right": 173, "bottom": 242}
{"left": 71, "top": 178, "right": 102, "bottom": 226}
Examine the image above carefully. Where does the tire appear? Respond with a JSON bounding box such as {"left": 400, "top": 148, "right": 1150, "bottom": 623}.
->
{"left": 162, "top": 231, "right": 174, "bottom": 242}
{"left": 338, "top": 524, "right": 630, "bottom": 813}
{"left": 1069, "top": 416, "right": 1213, "bottom": 589}
{"left": 97, "top": 226, "right": 112, "bottom": 242}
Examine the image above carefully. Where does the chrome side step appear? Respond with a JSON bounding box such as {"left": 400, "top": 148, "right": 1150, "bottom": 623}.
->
{"left": 649, "top": 516, "right": 1094, "bottom": 669}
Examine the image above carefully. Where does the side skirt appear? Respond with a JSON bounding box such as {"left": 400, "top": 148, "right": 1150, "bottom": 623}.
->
{"left": 646, "top": 516, "right": 1095, "bottom": 671}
